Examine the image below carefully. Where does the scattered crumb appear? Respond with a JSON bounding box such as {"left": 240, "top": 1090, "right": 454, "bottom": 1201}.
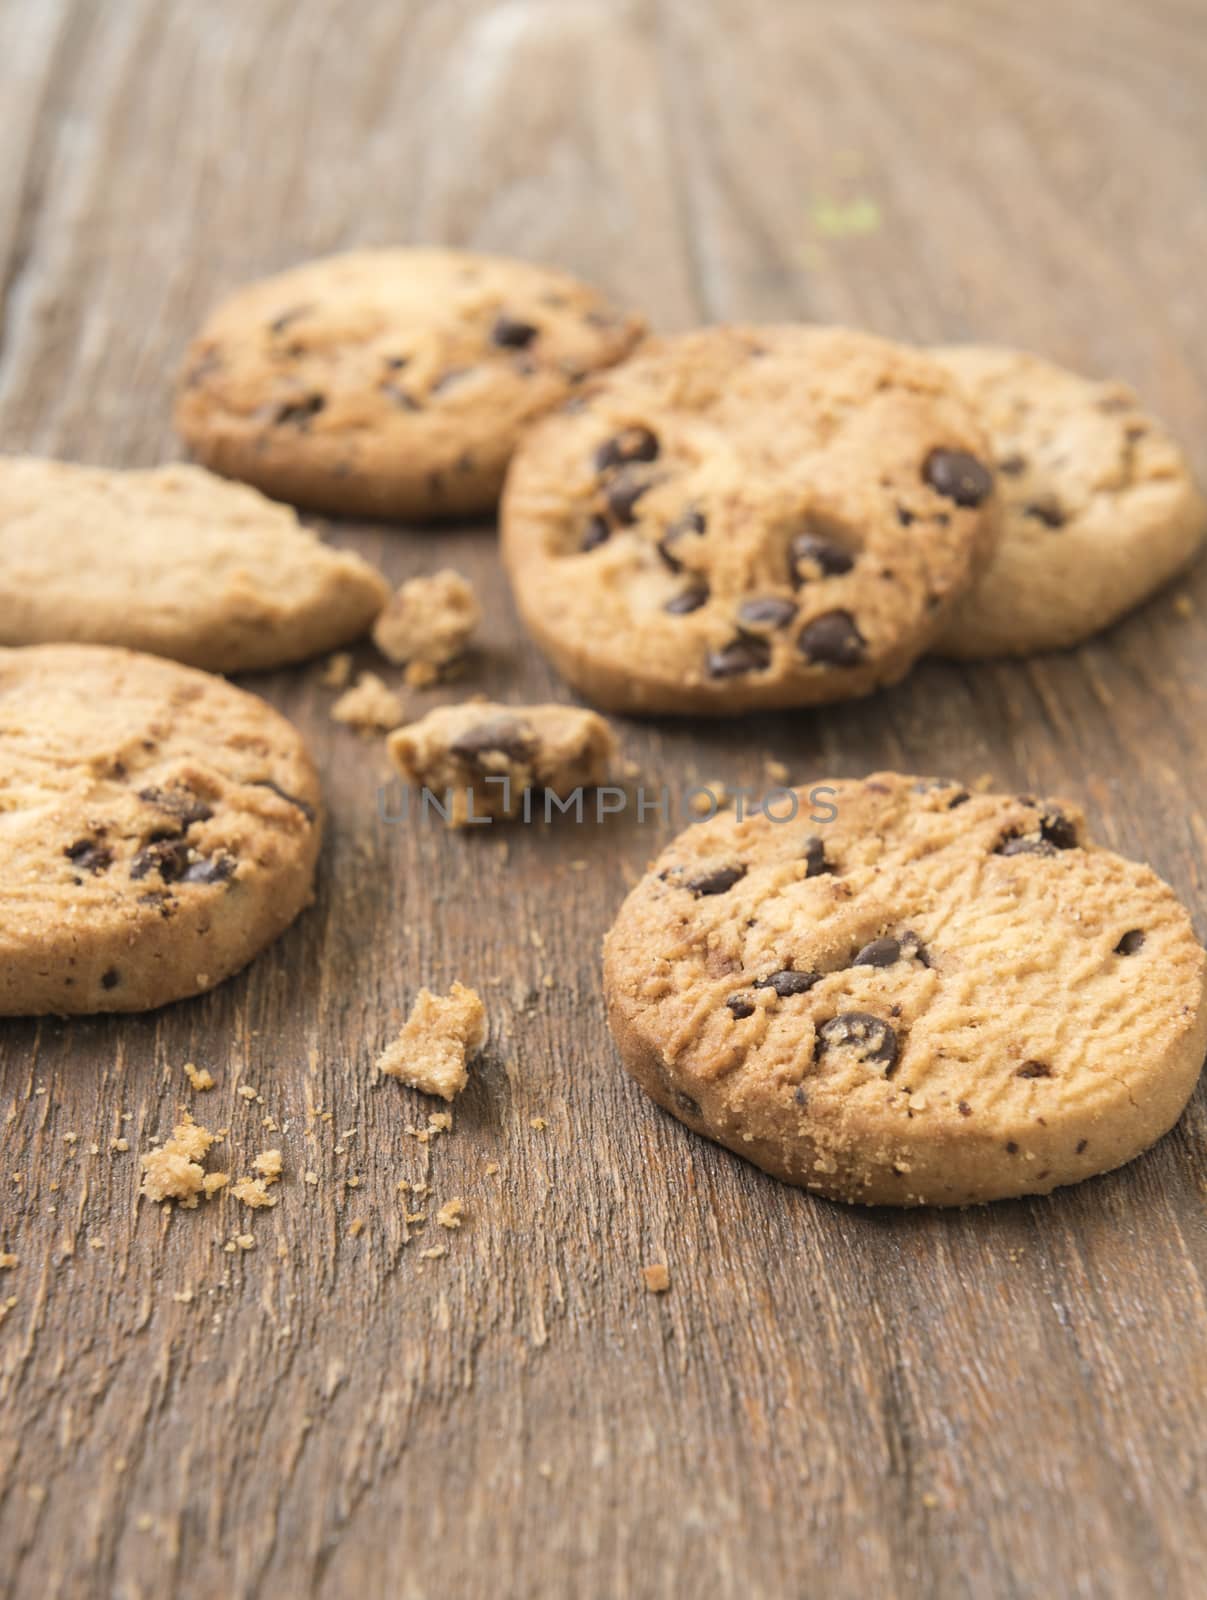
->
{"left": 303, "top": 1170, "right": 319, "bottom": 1186}
{"left": 140, "top": 1114, "right": 223, "bottom": 1208}
{"left": 372, "top": 569, "right": 481, "bottom": 668}
{"left": 529, "top": 1116, "right": 547, "bottom": 1132}
{"left": 348, "top": 1218, "right": 366, "bottom": 1238}
{"left": 230, "top": 1176, "right": 278, "bottom": 1210}
{"left": 236, "top": 1085, "right": 258, "bottom": 1102}
{"left": 436, "top": 1198, "right": 465, "bottom": 1230}
{"left": 764, "top": 758, "right": 790, "bottom": 785}
{"left": 419, "top": 1244, "right": 448, "bottom": 1261}
{"left": 172, "top": 1289, "right": 194, "bottom": 1304}
{"left": 319, "top": 651, "right": 353, "bottom": 689}
{"left": 484, "top": 1162, "right": 500, "bottom": 1177}
{"left": 376, "top": 982, "right": 487, "bottom": 1101}
{"left": 642, "top": 1262, "right": 671, "bottom": 1294}
{"left": 110, "top": 1137, "right": 129, "bottom": 1153}
{"left": 0, "top": 1254, "right": 17, "bottom": 1270}
{"left": 203, "top": 1172, "right": 229, "bottom": 1197}
{"left": 87, "top": 1236, "right": 104, "bottom": 1251}
{"left": 428, "top": 1111, "right": 452, "bottom": 1133}
{"left": 253, "top": 1149, "right": 284, "bottom": 1184}
{"left": 183, "top": 1062, "right": 215, "bottom": 1092}
{"left": 235, "top": 1234, "right": 255, "bottom": 1251}
{"left": 1173, "top": 592, "right": 1195, "bottom": 619}
{"left": 921, "top": 1491, "right": 940, "bottom": 1510}
{"left": 331, "top": 672, "right": 404, "bottom": 733}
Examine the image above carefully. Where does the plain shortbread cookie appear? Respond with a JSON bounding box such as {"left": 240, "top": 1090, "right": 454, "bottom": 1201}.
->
{"left": 0, "top": 644, "right": 322, "bottom": 1015}
{"left": 174, "top": 249, "right": 645, "bottom": 520}
{"left": 0, "top": 458, "right": 389, "bottom": 671}
{"left": 603, "top": 772, "right": 1207, "bottom": 1205}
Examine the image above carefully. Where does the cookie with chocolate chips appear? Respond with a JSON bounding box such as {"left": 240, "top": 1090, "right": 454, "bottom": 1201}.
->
{"left": 0, "top": 644, "right": 322, "bottom": 1014}
{"left": 501, "top": 326, "right": 999, "bottom": 715}
{"left": 932, "top": 346, "right": 1207, "bottom": 656}
{"left": 174, "top": 250, "right": 645, "bottom": 520}
{"left": 603, "top": 773, "right": 1207, "bottom": 1204}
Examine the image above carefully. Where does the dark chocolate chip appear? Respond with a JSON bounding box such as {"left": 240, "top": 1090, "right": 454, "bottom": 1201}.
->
{"left": 707, "top": 636, "right": 771, "bottom": 678}
{"left": 65, "top": 838, "right": 113, "bottom": 875}
{"left": 581, "top": 515, "right": 611, "bottom": 552}
{"left": 138, "top": 787, "right": 213, "bottom": 828}
{"left": 594, "top": 426, "right": 659, "bottom": 473}
{"left": 923, "top": 449, "right": 994, "bottom": 507}
{"left": 130, "top": 839, "right": 191, "bottom": 883}
{"left": 1017, "top": 1060, "right": 1052, "bottom": 1079}
{"left": 251, "top": 778, "right": 316, "bottom": 823}
{"left": 1005, "top": 1141, "right": 1020, "bottom": 1154}
{"left": 383, "top": 355, "right": 410, "bottom": 371}
{"left": 100, "top": 968, "right": 120, "bottom": 990}
{"left": 726, "top": 995, "right": 755, "bottom": 1019}
{"left": 657, "top": 507, "right": 706, "bottom": 571}
{"left": 997, "top": 454, "right": 1027, "bottom": 476}
{"left": 183, "top": 854, "right": 235, "bottom": 885}
{"left": 605, "top": 469, "right": 653, "bottom": 525}
{"left": 686, "top": 865, "right": 746, "bottom": 896}
{"left": 273, "top": 394, "right": 325, "bottom": 427}
{"left": 665, "top": 584, "right": 709, "bottom": 615}
{"left": 737, "top": 595, "right": 797, "bottom": 630}
{"left": 803, "top": 836, "right": 833, "bottom": 878}
{"left": 798, "top": 610, "right": 866, "bottom": 666}
{"left": 790, "top": 534, "right": 855, "bottom": 582}
{"left": 1024, "top": 497, "right": 1066, "bottom": 528}
{"left": 852, "top": 937, "right": 901, "bottom": 968}
{"left": 958, "top": 1101, "right": 972, "bottom": 1116}
{"left": 896, "top": 505, "right": 916, "bottom": 527}
{"left": 449, "top": 716, "right": 535, "bottom": 766}
{"left": 490, "top": 314, "right": 539, "bottom": 349}
{"left": 754, "top": 969, "right": 820, "bottom": 997}
{"left": 1076, "top": 1138, "right": 1088, "bottom": 1153}
{"left": 814, "top": 1012, "right": 898, "bottom": 1070}
{"left": 996, "top": 806, "right": 1079, "bottom": 857}
{"left": 1115, "top": 929, "right": 1145, "bottom": 956}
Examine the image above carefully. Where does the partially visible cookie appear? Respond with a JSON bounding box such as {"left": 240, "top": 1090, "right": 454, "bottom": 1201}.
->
{"left": 603, "top": 773, "right": 1207, "bottom": 1205}
{"left": 175, "top": 250, "right": 646, "bottom": 520}
{"left": 0, "top": 458, "right": 389, "bottom": 671}
{"left": 0, "top": 644, "right": 322, "bottom": 1015}
{"left": 933, "top": 346, "right": 1207, "bottom": 656}
{"left": 502, "top": 326, "right": 999, "bottom": 715}
{"left": 387, "top": 701, "right": 616, "bottom": 826}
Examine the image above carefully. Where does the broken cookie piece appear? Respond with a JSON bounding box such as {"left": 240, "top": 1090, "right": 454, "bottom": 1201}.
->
{"left": 372, "top": 569, "right": 481, "bottom": 671}
{"left": 376, "top": 981, "right": 487, "bottom": 1101}
{"left": 331, "top": 671, "right": 405, "bottom": 733}
{"left": 386, "top": 701, "right": 617, "bottom": 827}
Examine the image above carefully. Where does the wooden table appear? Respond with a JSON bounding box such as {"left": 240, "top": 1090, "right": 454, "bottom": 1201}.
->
{"left": 3, "top": 2, "right": 1206, "bottom": 1595}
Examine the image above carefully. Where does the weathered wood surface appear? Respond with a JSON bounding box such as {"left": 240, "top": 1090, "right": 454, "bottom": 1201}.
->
{"left": 2, "top": 1, "right": 1207, "bottom": 1596}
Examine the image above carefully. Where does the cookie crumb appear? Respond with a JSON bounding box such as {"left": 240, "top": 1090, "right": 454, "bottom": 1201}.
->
{"left": 172, "top": 1289, "right": 194, "bottom": 1304}
{"left": 529, "top": 1116, "right": 547, "bottom": 1131}
{"left": 1173, "top": 592, "right": 1195, "bottom": 619}
{"left": 419, "top": 1244, "right": 447, "bottom": 1261}
{"left": 642, "top": 1262, "right": 670, "bottom": 1294}
{"left": 332, "top": 672, "right": 404, "bottom": 733}
{"left": 348, "top": 1218, "right": 366, "bottom": 1238}
{"left": 436, "top": 1198, "right": 465, "bottom": 1229}
{"left": 372, "top": 569, "right": 481, "bottom": 668}
{"left": 0, "top": 1254, "right": 17, "bottom": 1271}
{"left": 403, "top": 659, "right": 440, "bottom": 689}
{"left": 253, "top": 1149, "right": 283, "bottom": 1184}
{"left": 139, "top": 1114, "right": 221, "bottom": 1208}
{"left": 183, "top": 1062, "right": 215, "bottom": 1091}
{"left": 376, "top": 982, "right": 487, "bottom": 1101}
{"left": 319, "top": 651, "right": 353, "bottom": 689}
{"left": 303, "top": 1170, "right": 319, "bottom": 1186}
{"left": 230, "top": 1176, "right": 278, "bottom": 1210}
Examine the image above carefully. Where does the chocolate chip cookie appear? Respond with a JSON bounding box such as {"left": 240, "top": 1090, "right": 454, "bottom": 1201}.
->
{"left": 174, "top": 250, "right": 645, "bottom": 520}
{"left": 0, "top": 644, "right": 322, "bottom": 1015}
{"left": 501, "top": 326, "right": 999, "bottom": 715}
{"left": 0, "top": 458, "right": 389, "bottom": 670}
{"left": 933, "top": 346, "right": 1207, "bottom": 656}
{"left": 603, "top": 773, "right": 1207, "bottom": 1204}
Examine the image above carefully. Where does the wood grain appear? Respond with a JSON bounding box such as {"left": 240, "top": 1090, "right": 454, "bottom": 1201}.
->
{"left": 2, "top": 1, "right": 1207, "bottom": 1596}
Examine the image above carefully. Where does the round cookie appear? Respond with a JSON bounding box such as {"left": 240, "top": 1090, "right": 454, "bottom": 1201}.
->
{"left": 0, "top": 458, "right": 389, "bottom": 671}
{"left": 933, "top": 345, "right": 1207, "bottom": 657}
{"left": 501, "top": 325, "right": 999, "bottom": 715}
{"left": 603, "top": 773, "right": 1207, "bottom": 1205}
{"left": 174, "top": 250, "right": 646, "bottom": 521}
{"left": 0, "top": 644, "right": 322, "bottom": 1015}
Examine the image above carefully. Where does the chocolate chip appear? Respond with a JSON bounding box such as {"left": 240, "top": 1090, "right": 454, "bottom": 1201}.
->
{"left": 686, "top": 865, "right": 746, "bottom": 896}
{"left": 138, "top": 786, "right": 213, "bottom": 828}
{"left": 1024, "top": 497, "right": 1066, "bottom": 528}
{"left": 853, "top": 937, "right": 901, "bottom": 968}
{"left": 997, "top": 454, "right": 1027, "bottom": 476}
{"left": 490, "top": 314, "right": 539, "bottom": 349}
{"left": 737, "top": 596, "right": 797, "bottom": 630}
{"left": 707, "top": 636, "right": 771, "bottom": 677}
{"left": 1076, "top": 1138, "right": 1088, "bottom": 1153}
{"left": 896, "top": 505, "right": 916, "bottom": 527}
{"left": 273, "top": 394, "right": 325, "bottom": 427}
{"left": 65, "top": 838, "right": 113, "bottom": 875}
{"left": 790, "top": 534, "right": 855, "bottom": 583}
{"left": 727, "top": 995, "right": 755, "bottom": 1019}
{"left": 658, "top": 507, "right": 706, "bottom": 571}
{"left": 754, "top": 969, "right": 820, "bottom": 997}
{"left": 449, "top": 716, "right": 535, "bottom": 766}
{"left": 1017, "top": 1060, "right": 1052, "bottom": 1078}
{"left": 798, "top": 610, "right": 866, "bottom": 666}
{"left": 1115, "top": 929, "right": 1145, "bottom": 956}
{"left": 1005, "top": 1141, "right": 1020, "bottom": 1154}
{"left": 814, "top": 1012, "right": 898, "bottom": 1070}
{"left": 923, "top": 449, "right": 994, "bottom": 507}
{"left": 100, "top": 968, "right": 120, "bottom": 990}
{"left": 594, "top": 426, "right": 659, "bottom": 473}
{"left": 958, "top": 1101, "right": 972, "bottom": 1116}
{"left": 605, "top": 469, "right": 653, "bottom": 525}
{"left": 130, "top": 838, "right": 191, "bottom": 883}
{"left": 251, "top": 778, "right": 316, "bottom": 823}
{"left": 383, "top": 355, "right": 410, "bottom": 371}
{"left": 183, "top": 854, "right": 235, "bottom": 885}
{"left": 581, "top": 515, "right": 611, "bottom": 552}
{"left": 803, "top": 836, "right": 832, "bottom": 878}
{"left": 996, "top": 805, "right": 1080, "bottom": 857}
{"left": 665, "top": 584, "right": 709, "bottom": 615}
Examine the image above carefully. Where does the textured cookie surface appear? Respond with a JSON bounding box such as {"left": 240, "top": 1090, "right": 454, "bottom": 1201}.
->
{"left": 502, "top": 325, "right": 999, "bottom": 715}
{"left": 175, "top": 250, "right": 645, "bottom": 520}
{"left": 0, "top": 645, "right": 322, "bottom": 1015}
{"left": 0, "top": 458, "right": 389, "bottom": 671}
{"left": 603, "top": 773, "right": 1207, "bottom": 1204}
{"left": 933, "top": 346, "right": 1206, "bottom": 656}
